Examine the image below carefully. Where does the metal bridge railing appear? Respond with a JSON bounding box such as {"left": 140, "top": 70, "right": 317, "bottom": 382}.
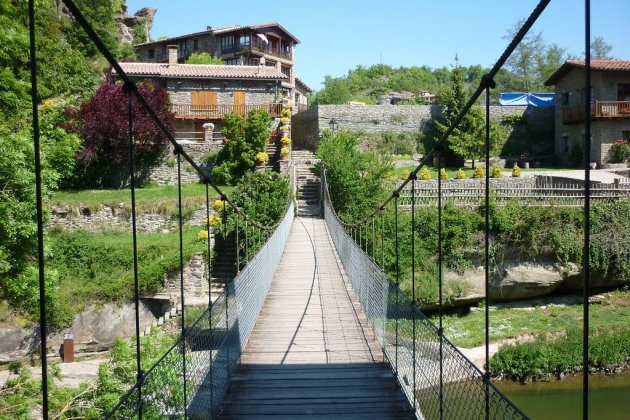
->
{"left": 108, "top": 203, "right": 294, "bottom": 418}
{"left": 322, "top": 172, "right": 527, "bottom": 420}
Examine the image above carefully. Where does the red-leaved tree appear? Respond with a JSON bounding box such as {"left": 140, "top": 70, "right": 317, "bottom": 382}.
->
{"left": 66, "top": 78, "right": 174, "bottom": 187}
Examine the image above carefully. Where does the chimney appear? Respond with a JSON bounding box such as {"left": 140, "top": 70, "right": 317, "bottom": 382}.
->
{"left": 167, "top": 45, "right": 178, "bottom": 65}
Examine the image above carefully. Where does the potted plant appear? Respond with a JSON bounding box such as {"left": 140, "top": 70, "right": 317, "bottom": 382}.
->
{"left": 280, "top": 146, "right": 289, "bottom": 160}
{"left": 280, "top": 136, "right": 291, "bottom": 146}
{"left": 254, "top": 151, "right": 269, "bottom": 166}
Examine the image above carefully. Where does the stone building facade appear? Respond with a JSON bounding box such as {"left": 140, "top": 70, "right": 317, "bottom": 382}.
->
{"left": 134, "top": 22, "right": 301, "bottom": 104}
{"left": 291, "top": 104, "right": 554, "bottom": 156}
{"left": 545, "top": 60, "right": 630, "bottom": 165}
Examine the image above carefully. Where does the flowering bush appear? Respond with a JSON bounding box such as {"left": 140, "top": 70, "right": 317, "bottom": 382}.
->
{"left": 400, "top": 170, "right": 410, "bottom": 180}
{"left": 440, "top": 168, "right": 448, "bottom": 180}
{"left": 212, "top": 199, "right": 225, "bottom": 213}
{"left": 207, "top": 216, "right": 222, "bottom": 228}
{"left": 280, "top": 117, "right": 290, "bottom": 125}
{"left": 512, "top": 164, "right": 522, "bottom": 177}
{"left": 491, "top": 165, "right": 503, "bottom": 178}
{"left": 419, "top": 167, "right": 431, "bottom": 180}
{"left": 254, "top": 151, "right": 269, "bottom": 164}
{"left": 280, "top": 136, "right": 291, "bottom": 146}
{"left": 281, "top": 109, "right": 292, "bottom": 118}
{"left": 280, "top": 146, "right": 290, "bottom": 157}
{"left": 196, "top": 230, "right": 209, "bottom": 241}
{"left": 455, "top": 168, "right": 466, "bottom": 179}
{"left": 473, "top": 166, "right": 485, "bottom": 178}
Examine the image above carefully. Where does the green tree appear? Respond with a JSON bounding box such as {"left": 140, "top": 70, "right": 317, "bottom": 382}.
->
{"left": 503, "top": 19, "right": 545, "bottom": 91}
{"left": 432, "top": 66, "right": 502, "bottom": 165}
{"left": 185, "top": 52, "right": 224, "bottom": 65}
{"left": 591, "top": 36, "right": 614, "bottom": 60}
{"left": 210, "top": 110, "right": 272, "bottom": 184}
{"left": 317, "top": 129, "right": 392, "bottom": 222}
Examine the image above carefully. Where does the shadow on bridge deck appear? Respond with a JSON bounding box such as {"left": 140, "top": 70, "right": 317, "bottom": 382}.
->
{"left": 218, "top": 217, "right": 414, "bottom": 418}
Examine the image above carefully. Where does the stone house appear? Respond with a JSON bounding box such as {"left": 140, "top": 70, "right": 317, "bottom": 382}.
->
{"left": 119, "top": 46, "right": 288, "bottom": 143}
{"left": 545, "top": 60, "right": 630, "bottom": 165}
{"left": 134, "top": 22, "right": 302, "bottom": 108}
{"left": 294, "top": 78, "right": 313, "bottom": 112}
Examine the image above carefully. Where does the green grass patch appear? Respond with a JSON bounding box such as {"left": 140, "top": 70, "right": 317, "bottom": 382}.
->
{"left": 50, "top": 183, "right": 235, "bottom": 216}
{"left": 432, "top": 290, "right": 630, "bottom": 348}
{"left": 48, "top": 228, "right": 208, "bottom": 324}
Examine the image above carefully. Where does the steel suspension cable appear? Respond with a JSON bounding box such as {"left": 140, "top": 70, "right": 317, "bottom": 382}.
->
{"left": 394, "top": 192, "right": 400, "bottom": 383}
{"left": 28, "top": 1, "right": 48, "bottom": 416}
{"left": 126, "top": 87, "right": 143, "bottom": 416}
{"left": 583, "top": 0, "right": 592, "bottom": 417}
{"left": 204, "top": 182, "right": 214, "bottom": 409}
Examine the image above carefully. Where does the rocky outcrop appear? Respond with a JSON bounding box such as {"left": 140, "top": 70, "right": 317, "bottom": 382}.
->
{"left": 376, "top": 91, "right": 416, "bottom": 105}
{"left": 116, "top": 3, "right": 157, "bottom": 45}
{"left": 489, "top": 262, "right": 566, "bottom": 300}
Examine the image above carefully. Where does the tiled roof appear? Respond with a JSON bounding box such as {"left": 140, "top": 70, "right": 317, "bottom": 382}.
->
{"left": 135, "top": 22, "right": 300, "bottom": 47}
{"left": 545, "top": 60, "right": 630, "bottom": 85}
{"left": 117, "top": 62, "right": 289, "bottom": 80}
{"left": 295, "top": 77, "right": 314, "bottom": 93}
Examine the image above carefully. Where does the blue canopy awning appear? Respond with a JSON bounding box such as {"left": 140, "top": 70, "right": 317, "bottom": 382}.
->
{"left": 499, "top": 92, "right": 555, "bottom": 107}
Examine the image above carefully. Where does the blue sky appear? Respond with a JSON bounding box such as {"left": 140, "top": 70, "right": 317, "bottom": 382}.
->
{"left": 126, "top": 0, "right": 630, "bottom": 91}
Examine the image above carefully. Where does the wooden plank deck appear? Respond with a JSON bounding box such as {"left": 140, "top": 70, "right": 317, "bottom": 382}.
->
{"left": 219, "top": 217, "right": 413, "bottom": 418}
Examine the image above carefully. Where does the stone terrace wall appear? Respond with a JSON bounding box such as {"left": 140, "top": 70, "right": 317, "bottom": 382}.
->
{"left": 148, "top": 142, "right": 222, "bottom": 186}
{"left": 291, "top": 104, "right": 554, "bottom": 154}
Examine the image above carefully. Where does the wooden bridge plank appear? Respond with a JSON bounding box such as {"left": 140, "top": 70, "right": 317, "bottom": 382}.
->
{"left": 218, "top": 218, "right": 412, "bottom": 418}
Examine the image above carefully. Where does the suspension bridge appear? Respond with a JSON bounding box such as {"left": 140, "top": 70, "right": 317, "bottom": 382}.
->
{"left": 24, "top": 0, "right": 604, "bottom": 418}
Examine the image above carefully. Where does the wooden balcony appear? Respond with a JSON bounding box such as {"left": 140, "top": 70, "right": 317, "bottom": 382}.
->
{"left": 562, "top": 100, "right": 630, "bottom": 124}
{"left": 171, "top": 103, "right": 283, "bottom": 119}
{"left": 251, "top": 44, "right": 292, "bottom": 60}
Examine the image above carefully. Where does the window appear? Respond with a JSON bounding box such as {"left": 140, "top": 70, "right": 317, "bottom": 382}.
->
{"left": 281, "top": 65, "right": 291, "bottom": 77}
{"left": 257, "top": 36, "right": 266, "bottom": 48}
{"left": 193, "top": 39, "right": 198, "bottom": 50}
{"left": 148, "top": 48, "right": 155, "bottom": 59}
{"left": 221, "top": 35, "right": 234, "bottom": 48}
{"left": 561, "top": 92, "right": 569, "bottom": 106}
{"left": 239, "top": 34, "right": 250, "bottom": 46}
{"left": 225, "top": 58, "right": 239, "bottom": 65}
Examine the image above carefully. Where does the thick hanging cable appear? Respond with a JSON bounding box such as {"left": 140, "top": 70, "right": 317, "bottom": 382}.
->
{"left": 125, "top": 87, "right": 143, "bottom": 415}
{"left": 483, "top": 75, "right": 496, "bottom": 420}
{"left": 236, "top": 213, "right": 240, "bottom": 273}
{"left": 245, "top": 219, "right": 249, "bottom": 262}
{"left": 176, "top": 151, "right": 188, "bottom": 416}
{"left": 583, "top": 0, "right": 592, "bottom": 417}
{"left": 28, "top": 1, "right": 48, "bottom": 416}
{"left": 437, "top": 146, "right": 444, "bottom": 420}
{"left": 410, "top": 174, "right": 417, "bottom": 410}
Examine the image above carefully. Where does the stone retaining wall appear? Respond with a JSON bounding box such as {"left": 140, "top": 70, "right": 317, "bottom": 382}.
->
{"left": 291, "top": 104, "right": 554, "bottom": 155}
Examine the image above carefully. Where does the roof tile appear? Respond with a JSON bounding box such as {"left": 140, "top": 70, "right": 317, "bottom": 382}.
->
{"left": 545, "top": 60, "right": 630, "bottom": 85}
{"left": 117, "top": 62, "right": 288, "bottom": 80}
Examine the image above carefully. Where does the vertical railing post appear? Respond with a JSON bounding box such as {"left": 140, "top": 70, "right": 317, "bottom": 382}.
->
{"left": 245, "top": 219, "right": 249, "bottom": 262}
{"left": 175, "top": 149, "right": 188, "bottom": 418}
{"left": 204, "top": 183, "right": 214, "bottom": 413}
{"left": 437, "top": 146, "right": 444, "bottom": 420}
{"left": 28, "top": 1, "right": 48, "bottom": 416}
{"left": 393, "top": 192, "right": 400, "bottom": 386}
{"left": 236, "top": 213, "right": 240, "bottom": 274}
{"left": 583, "top": 1, "right": 592, "bottom": 418}
{"left": 125, "top": 86, "right": 143, "bottom": 418}
{"left": 410, "top": 174, "right": 417, "bottom": 411}
{"left": 482, "top": 74, "right": 496, "bottom": 420}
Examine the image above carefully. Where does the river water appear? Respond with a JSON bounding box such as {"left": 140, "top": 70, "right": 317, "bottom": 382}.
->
{"left": 497, "top": 370, "right": 630, "bottom": 419}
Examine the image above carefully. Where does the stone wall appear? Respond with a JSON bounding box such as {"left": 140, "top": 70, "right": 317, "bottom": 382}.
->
{"left": 291, "top": 104, "right": 554, "bottom": 155}
{"left": 168, "top": 79, "right": 278, "bottom": 107}
{"left": 148, "top": 141, "right": 221, "bottom": 186}
{"left": 161, "top": 252, "right": 210, "bottom": 306}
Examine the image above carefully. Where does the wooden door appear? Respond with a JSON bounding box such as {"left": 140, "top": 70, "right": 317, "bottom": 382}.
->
{"left": 234, "top": 91, "right": 246, "bottom": 114}
{"left": 191, "top": 91, "right": 217, "bottom": 117}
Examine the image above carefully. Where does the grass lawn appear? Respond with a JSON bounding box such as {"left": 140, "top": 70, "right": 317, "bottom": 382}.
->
{"left": 50, "top": 182, "right": 235, "bottom": 215}
{"left": 430, "top": 290, "right": 630, "bottom": 348}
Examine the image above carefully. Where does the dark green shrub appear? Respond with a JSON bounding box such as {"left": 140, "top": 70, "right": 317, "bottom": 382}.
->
{"left": 609, "top": 141, "right": 630, "bottom": 163}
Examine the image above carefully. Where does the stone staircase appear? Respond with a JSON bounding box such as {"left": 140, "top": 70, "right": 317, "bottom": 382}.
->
{"left": 211, "top": 235, "right": 238, "bottom": 296}
{"left": 293, "top": 148, "right": 321, "bottom": 217}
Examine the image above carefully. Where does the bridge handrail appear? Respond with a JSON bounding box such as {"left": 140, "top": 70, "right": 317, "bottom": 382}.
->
{"left": 322, "top": 170, "right": 529, "bottom": 419}
{"left": 106, "top": 201, "right": 295, "bottom": 418}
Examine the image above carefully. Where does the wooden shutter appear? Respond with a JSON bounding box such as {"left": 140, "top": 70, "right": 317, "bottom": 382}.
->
{"left": 191, "top": 91, "right": 217, "bottom": 114}
{"left": 234, "top": 91, "right": 246, "bottom": 114}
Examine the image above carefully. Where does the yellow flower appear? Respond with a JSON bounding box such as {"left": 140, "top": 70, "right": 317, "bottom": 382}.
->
{"left": 207, "top": 216, "right": 222, "bottom": 228}
{"left": 419, "top": 167, "right": 431, "bottom": 180}
{"left": 512, "top": 164, "right": 522, "bottom": 178}
{"left": 212, "top": 199, "right": 225, "bottom": 213}
{"left": 197, "top": 230, "right": 209, "bottom": 241}
{"left": 455, "top": 168, "right": 466, "bottom": 179}
{"left": 440, "top": 168, "right": 448, "bottom": 180}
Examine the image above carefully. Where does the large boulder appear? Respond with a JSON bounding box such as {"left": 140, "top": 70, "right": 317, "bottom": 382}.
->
{"left": 489, "top": 261, "right": 565, "bottom": 300}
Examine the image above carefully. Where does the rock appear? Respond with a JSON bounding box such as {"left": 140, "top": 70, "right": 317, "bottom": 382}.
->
{"left": 489, "top": 261, "right": 565, "bottom": 300}
{"left": 376, "top": 91, "right": 416, "bottom": 105}
{"left": 134, "top": 7, "right": 158, "bottom": 19}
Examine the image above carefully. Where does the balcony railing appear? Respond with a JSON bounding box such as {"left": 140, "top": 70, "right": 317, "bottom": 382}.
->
{"left": 562, "top": 100, "right": 630, "bottom": 124}
{"left": 251, "top": 44, "right": 292, "bottom": 60}
{"left": 171, "top": 103, "right": 283, "bottom": 119}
